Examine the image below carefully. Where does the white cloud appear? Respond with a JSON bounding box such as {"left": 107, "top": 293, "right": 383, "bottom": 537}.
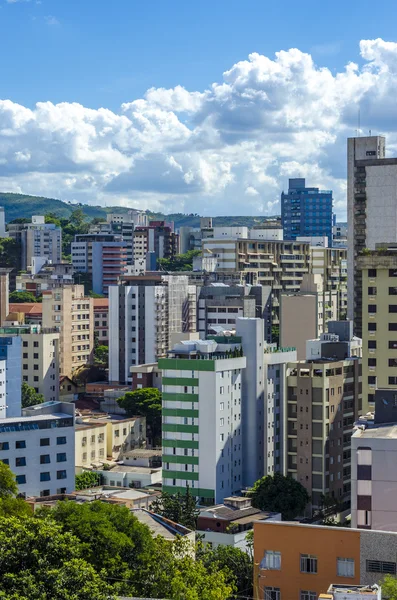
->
{"left": 44, "top": 15, "right": 59, "bottom": 26}
{"left": 3, "top": 38, "right": 397, "bottom": 217}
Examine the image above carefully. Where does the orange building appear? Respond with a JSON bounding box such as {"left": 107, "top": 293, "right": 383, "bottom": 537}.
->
{"left": 254, "top": 521, "right": 397, "bottom": 600}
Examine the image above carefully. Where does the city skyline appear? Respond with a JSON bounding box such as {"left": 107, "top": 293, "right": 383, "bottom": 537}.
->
{"left": 1, "top": 1, "right": 397, "bottom": 218}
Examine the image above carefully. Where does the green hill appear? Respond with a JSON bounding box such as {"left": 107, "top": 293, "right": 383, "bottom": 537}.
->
{"left": 0, "top": 192, "right": 278, "bottom": 229}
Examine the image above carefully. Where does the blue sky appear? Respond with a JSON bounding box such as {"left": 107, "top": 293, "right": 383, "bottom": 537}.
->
{"left": 0, "top": 0, "right": 397, "bottom": 217}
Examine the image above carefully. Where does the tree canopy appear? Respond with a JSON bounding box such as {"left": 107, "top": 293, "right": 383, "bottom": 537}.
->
{"left": 158, "top": 249, "right": 201, "bottom": 272}
{"left": 150, "top": 486, "right": 199, "bottom": 530}
{"left": 74, "top": 471, "right": 101, "bottom": 490}
{"left": 117, "top": 387, "right": 162, "bottom": 445}
{"left": 9, "top": 290, "right": 38, "bottom": 303}
{"left": 94, "top": 344, "right": 108, "bottom": 367}
{"left": 248, "top": 473, "right": 309, "bottom": 520}
{"left": 21, "top": 383, "right": 45, "bottom": 409}
{"left": 381, "top": 575, "right": 397, "bottom": 599}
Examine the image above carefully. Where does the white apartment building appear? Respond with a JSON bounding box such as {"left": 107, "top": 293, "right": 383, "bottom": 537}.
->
{"left": 160, "top": 338, "right": 246, "bottom": 504}
{"left": 0, "top": 325, "right": 59, "bottom": 401}
{"left": 8, "top": 215, "right": 62, "bottom": 271}
{"left": 42, "top": 285, "right": 94, "bottom": 376}
{"left": 0, "top": 401, "right": 75, "bottom": 498}
{"left": 109, "top": 275, "right": 192, "bottom": 384}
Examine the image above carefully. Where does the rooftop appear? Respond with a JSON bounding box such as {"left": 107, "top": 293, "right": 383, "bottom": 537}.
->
{"left": 0, "top": 412, "right": 72, "bottom": 425}
{"left": 122, "top": 449, "right": 162, "bottom": 458}
{"left": 353, "top": 422, "right": 397, "bottom": 439}
{"left": 132, "top": 509, "right": 193, "bottom": 540}
{"left": 9, "top": 303, "right": 43, "bottom": 315}
{"left": 93, "top": 298, "right": 109, "bottom": 309}
{"left": 103, "top": 464, "right": 161, "bottom": 474}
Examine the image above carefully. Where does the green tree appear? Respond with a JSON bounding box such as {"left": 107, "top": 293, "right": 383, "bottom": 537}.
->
{"left": 381, "top": 575, "right": 397, "bottom": 598}
{"left": 0, "top": 238, "right": 21, "bottom": 276}
{"left": 158, "top": 249, "right": 201, "bottom": 272}
{"left": 150, "top": 486, "right": 199, "bottom": 530}
{"left": 117, "top": 387, "right": 162, "bottom": 444}
{"left": 74, "top": 471, "right": 101, "bottom": 490}
{"left": 9, "top": 290, "right": 38, "bottom": 303}
{"left": 21, "top": 383, "right": 44, "bottom": 409}
{"left": 198, "top": 543, "right": 253, "bottom": 599}
{"left": 0, "top": 462, "right": 18, "bottom": 499}
{"left": 44, "top": 213, "right": 62, "bottom": 228}
{"left": 94, "top": 344, "right": 108, "bottom": 367}
{"left": 0, "top": 516, "right": 113, "bottom": 599}
{"left": 248, "top": 473, "right": 309, "bottom": 520}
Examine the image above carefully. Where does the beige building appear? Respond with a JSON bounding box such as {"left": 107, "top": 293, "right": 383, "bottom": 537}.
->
{"left": 309, "top": 246, "right": 347, "bottom": 320}
{"left": 0, "top": 268, "right": 10, "bottom": 326}
{"left": 42, "top": 285, "right": 94, "bottom": 376}
{"left": 75, "top": 422, "right": 107, "bottom": 467}
{"left": 0, "top": 325, "right": 59, "bottom": 401}
{"left": 280, "top": 274, "right": 338, "bottom": 359}
{"left": 285, "top": 357, "right": 362, "bottom": 512}
{"left": 358, "top": 247, "right": 397, "bottom": 411}
{"left": 75, "top": 413, "right": 146, "bottom": 466}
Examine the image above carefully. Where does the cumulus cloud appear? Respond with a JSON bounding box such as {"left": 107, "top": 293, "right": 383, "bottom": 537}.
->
{"left": 3, "top": 38, "right": 397, "bottom": 217}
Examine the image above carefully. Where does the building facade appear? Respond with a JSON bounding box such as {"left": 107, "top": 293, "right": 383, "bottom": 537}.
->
{"left": 93, "top": 298, "right": 109, "bottom": 345}
{"left": 254, "top": 520, "right": 397, "bottom": 600}
{"left": 281, "top": 178, "right": 333, "bottom": 243}
{"left": 0, "top": 336, "right": 21, "bottom": 418}
{"left": 42, "top": 285, "right": 94, "bottom": 376}
{"left": 8, "top": 215, "right": 62, "bottom": 271}
{"left": 0, "top": 268, "right": 10, "bottom": 326}
{"left": 0, "top": 325, "right": 59, "bottom": 402}
{"left": 285, "top": 357, "right": 362, "bottom": 511}
{"left": 0, "top": 401, "right": 75, "bottom": 498}
{"left": 160, "top": 340, "right": 246, "bottom": 504}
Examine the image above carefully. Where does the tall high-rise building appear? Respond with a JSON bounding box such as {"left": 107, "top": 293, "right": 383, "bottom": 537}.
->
{"left": 358, "top": 246, "right": 397, "bottom": 409}
{"left": 0, "top": 336, "right": 22, "bottom": 418}
{"left": 8, "top": 216, "right": 62, "bottom": 271}
{"left": 346, "top": 135, "right": 395, "bottom": 336}
{"left": 281, "top": 178, "right": 333, "bottom": 243}
{"left": 42, "top": 285, "right": 94, "bottom": 377}
{"left": 284, "top": 354, "right": 362, "bottom": 512}
{"left": 108, "top": 274, "right": 194, "bottom": 384}
{"left": 160, "top": 338, "right": 246, "bottom": 504}
{"left": 0, "top": 268, "right": 10, "bottom": 326}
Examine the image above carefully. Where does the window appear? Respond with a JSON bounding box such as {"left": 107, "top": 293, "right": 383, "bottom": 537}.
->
{"left": 220, "top": 418, "right": 224, "bottom": 426}
{"left": 40, "top": 438, "right": 50, "bottom": 446}
{"left": 389, "top": 323, "right": 397, "bottom": 331}
{"left": 220, "top": 386, "right": 224, "bottom": 394}
{"left": 57, "top": 470, "right": 67, "bottom": 479}
{"left": 300, "top": 592, "right": 316, "bottom": 600}
{"left": 261, "top": 551, "right": 281, "bottom": 570}
{"left": 367, "top": 560, "right": 396, "bottom": 574}
{"left": 114, "top": 430, "right": 119, "bottom": 438}
{"left": 220, "top": 433, "right": 224, "bottom": 442}
{"left": 368, "top": 376, "right": 376, "bottom": 385}
{"left": 368, "top": 322, "right": 376, "bottom": 331}
{"left": 40, "top": 472, "right": 51, "bottom": 482}
{"left": 220, "top": 402, "right": 224, "bottom": 411}
{"left": 0, "top": 442, "right": 9, "bottom": 451}
{"left": 389, "top": 377, "right": 397, "bottom": 385}
{"left": 368, "top": 358, "right": 376, "bottom": 367}
{"left": 40, "top": 489, "right": 50, "bottom": 497}
{"left": 16, "top": 475, "right": 26, "bottom": 485}
{"left": 57, "top": 453, "right": 67, "bottom": 462}
{"left": 57, "top": 436, "right": 66, "bottom": 445}
{"left": 390, "top": 305, "right": 397, "bottom": 313}
{"left": 368, "top": 340, "right": 376, "bottom": 349}
{"left": 15, "top": 457, "right": 26, "bottom": 467}
{"left": 368, "top": 305, "right": 377, "bottom": 313}
{"left": 300, "top": 554, "right": 317, "bottom": 574}
{"left": 15, "top": 441, "right": 26, "bottom": 449}
{"left": 368, "top": 287, "right": 377, "bottom": 295}
{"left": 337, "top": 558, "right": 355, "bottom": 577}
{"left": 40, "top": 455, "right": 50, "bottom": 464}
{"left": 264, "top": 588, "right": 280, "bottom": 600}
{"left": 1, "top": 459, "right": 9, "bottom": 465}
{"left": 368, "top": 269, "right": 377, "bottom": 278}
{"left": 390, "top": 269, "right": 397, "bottom": 277}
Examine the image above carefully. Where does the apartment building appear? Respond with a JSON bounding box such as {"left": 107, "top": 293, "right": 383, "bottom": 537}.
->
{"left": 263, "top": 343, "right": 297, "bottom": 475}
{"left": 306, "top": 321, "right": 362, "bottom": 362}
{"left": 309, "top": 246, "right": 347, "bottom": 320}
{"left": 319, "top": 584, "right": 380, "bottom": 600}
{"left": 358, "top": 247, "right": 397, "bottom": 410}
{"left": 351, "top": 389, "right": 397, "bottom": 532}
{"left": 8, "top": 215, "right": 62, "bottom": 270}
{"left": 0, "top": 401, "right": 75, "bottom": 498}
{"left": 253, "top": 520, "right": 395, "bottom": 600}
{"left": 0, "top": 268, "right": 10, "bottom": 326}
{"left": 281, "top": 178, "right": 333, "bottom": 243}
{"left": 346, "top": 135, "right": 397, "bottom": 336}
{"left": 160, "top": 338, "right": 246, "bottom": 504}
{"left": 332, "top": 221, "right": 348, "bottom": 248}
{"left": 0, "top": 325, "right": 59, "bottom": 401}
{"left": 72, "top": 233, "right": 129, "bottom": 294}
{"left": 280, "top": 274, "right": 338, "bottom": 359}
{"left": 0, "top": 336, "right": 21, "bottom": 418}
{"left": 285, "top": 357, "right": 362, "bottom": 511}
{"left": 42, "top": 285, "right": 94, "bottom": 376}
{"left": 109, "top": 274, "right": 193, "bottom": 384}
{"left": 201, "top": 238, "right": 311, "bottom": 327}
{"left": 16, "top": 263, "right": 74, "bottom": 297}
{"left": 133, "top": 221, "right": 179, "bottom": 262}
{"left": 75, "top": 421, "right": 107, "bottom": 467}
{"left": 197, "top": 283, "right": 272, "bottom": 341}
{"left": 93, "top": 297, "right": 108, "bottom": 344}
{"left": 75, "top": 414, "right": 146, "bottom": 466}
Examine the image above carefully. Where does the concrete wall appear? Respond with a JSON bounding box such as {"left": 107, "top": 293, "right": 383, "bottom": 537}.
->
{"left": 280, "top": 294, "right": 317, "bottom": 359}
